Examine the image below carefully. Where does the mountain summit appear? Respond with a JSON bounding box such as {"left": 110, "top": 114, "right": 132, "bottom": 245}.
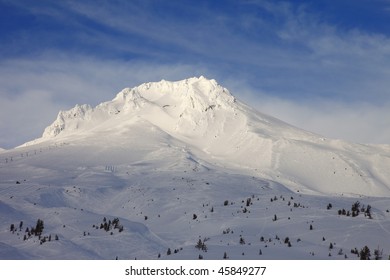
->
{"left": 42, "top": 76, "right": 236, "bottom": 139}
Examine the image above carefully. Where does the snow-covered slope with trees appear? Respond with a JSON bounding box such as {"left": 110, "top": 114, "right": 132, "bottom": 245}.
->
{"left": 1, "top": 77, "right": 390, "bottom": 260}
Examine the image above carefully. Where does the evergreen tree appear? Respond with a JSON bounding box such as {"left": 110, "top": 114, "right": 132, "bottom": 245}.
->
{"left": 360, "top": 246, "right": 371, "bottom": 260}
{"left": 351, "top": 201, "right": 360, "bottom": 215}
{"left": 196, "top": 239, "right": 203, "bottom": 250}
{"left": 260, "top": 236, "right": 264, "bottom": 242}
{"left": 366, "top": 205, "right": 372, "bottom": 219}
{"left": 374, "top": 247, "right": 383, "bottom": 260}
{"left": 35, "top": 219, "right": 44, "bottom": 236}
{"left": 195, "top": 239, "right": 207, "bottom": 251}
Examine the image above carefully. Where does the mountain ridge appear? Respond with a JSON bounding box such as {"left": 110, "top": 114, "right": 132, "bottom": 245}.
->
{"left": 38, "top": 76, "right": 312, "bottom": 141}
{"left": 41, "top": 76, "right": 237, "bottom": 139}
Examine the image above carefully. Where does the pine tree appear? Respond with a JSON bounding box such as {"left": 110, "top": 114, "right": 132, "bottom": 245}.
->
{"left": 196, "top": 239, "right": 203, "bottom": 250}
{"left": 195, "top": 239, "right": 207, "bottom": 251}
{"left": 351, "top": 201, "right": 360, "bottom": 215}
{"left": 360, "top": 246, "right": 371, "bottom": 260}
{"left": 35, "top": 219, "right": 44, "bottom": 236}
{"left": 366, "top": 205, "right": 372, "bottom": 219}
{"left": 260, "top": 236, "right": 264, "bottom": 242}
{"left": 374, "top": 247, "right": 383, "bottom": 260}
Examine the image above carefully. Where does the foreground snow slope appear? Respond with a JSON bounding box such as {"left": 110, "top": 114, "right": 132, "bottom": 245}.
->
{"left": 1, "top": 77, "right": 389, "bottom": 259}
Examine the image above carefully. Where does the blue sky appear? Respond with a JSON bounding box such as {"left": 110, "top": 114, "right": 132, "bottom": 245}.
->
{"left": 1, "top": 0, "right": 390, "bottom": 148}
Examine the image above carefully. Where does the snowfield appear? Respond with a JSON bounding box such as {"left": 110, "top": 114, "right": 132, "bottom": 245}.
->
{"left": 1, "top": 77, "right": 389, "bottom": 260}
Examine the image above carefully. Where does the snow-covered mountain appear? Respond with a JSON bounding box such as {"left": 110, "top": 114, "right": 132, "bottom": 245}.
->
{"left": 23, "top": 76, "right": 390, "bottom": 197}
{"left": 1, "top": 76, "right": 390, "bottom": 260}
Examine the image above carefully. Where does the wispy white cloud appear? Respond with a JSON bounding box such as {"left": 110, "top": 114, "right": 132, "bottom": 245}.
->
{"left": 247, "top": 95, "right": 390, "bottom": 145}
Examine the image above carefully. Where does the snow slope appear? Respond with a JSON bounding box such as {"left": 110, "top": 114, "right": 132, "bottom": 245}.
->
{"left": 1, "top": 77, "right": 389, "bottom": 260}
